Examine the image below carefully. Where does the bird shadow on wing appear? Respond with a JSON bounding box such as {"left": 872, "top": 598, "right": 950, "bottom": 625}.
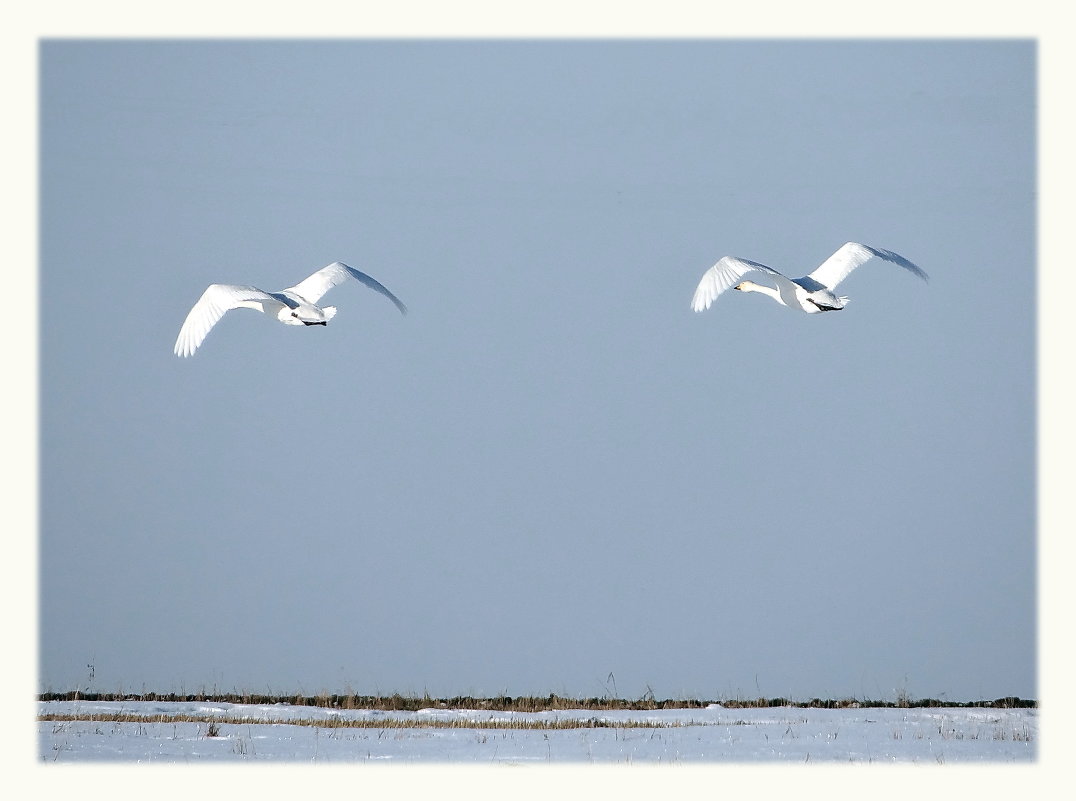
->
{"left": 791, "top": 276, "right": 826, "bottom": 293}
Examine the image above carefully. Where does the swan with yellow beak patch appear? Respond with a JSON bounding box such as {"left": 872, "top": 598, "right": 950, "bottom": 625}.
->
{"left": 174, "top": 261, "right": 407, "bottom": 357}
{"left": 691, "top": 242, "right": 928, "bottom": 315}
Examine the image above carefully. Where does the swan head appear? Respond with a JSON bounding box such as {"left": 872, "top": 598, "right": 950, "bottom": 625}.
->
{"left": 734, "top": 280, "right": 773, "bottom": 293}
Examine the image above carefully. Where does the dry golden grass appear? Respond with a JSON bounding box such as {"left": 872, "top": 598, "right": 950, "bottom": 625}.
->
{"left": 37, "top": 691, "right": 1037, "bottom": 711}
{"left": 38, "top": 711, "right": 690, "bottom": 731}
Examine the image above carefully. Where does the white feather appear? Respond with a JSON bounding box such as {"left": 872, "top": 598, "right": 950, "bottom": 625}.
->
{"left": 690, "top": 242, "right": 927, "bottom": 315}
{"left": 174, "top": 262, "right": 406, "bottom": 358}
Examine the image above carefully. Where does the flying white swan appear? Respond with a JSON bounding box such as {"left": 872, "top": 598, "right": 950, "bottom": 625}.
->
{"left": 174, "top": 261, "right": 407, "bottom": 357}
{"left": 690, "top": 242, "right": 928, "bottom": 314}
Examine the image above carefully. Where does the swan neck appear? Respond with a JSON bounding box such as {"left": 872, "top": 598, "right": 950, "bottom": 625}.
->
{"left": 740, "top": 281, "right": 781, "bottom": 301}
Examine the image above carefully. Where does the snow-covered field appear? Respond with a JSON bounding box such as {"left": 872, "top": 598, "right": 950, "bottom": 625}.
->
{"left": 38, "top": 700, "right": 1036, "bottom": 763}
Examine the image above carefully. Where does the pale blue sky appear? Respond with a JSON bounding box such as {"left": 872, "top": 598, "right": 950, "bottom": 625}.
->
{"left": 38, "top": 39, "right": 1035, "bottom": 701}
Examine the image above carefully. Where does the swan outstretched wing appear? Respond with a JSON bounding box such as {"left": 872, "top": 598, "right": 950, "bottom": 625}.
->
{"left": 285, "top": 261, "right": 408, "bottom": 315}
{"left": 690, "top": 256, "right": 789, "bottom": 312}
{"left": 808, "top": 242, "right": 929, "bottom": 290}
{"left": 174, "top": 284, "right": 285, "bottom": 358}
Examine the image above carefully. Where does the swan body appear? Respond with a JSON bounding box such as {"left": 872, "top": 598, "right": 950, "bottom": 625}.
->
{"left": 174, "top": 261, "right": 407, "bottom": 357}
{"left": 690, "top": 242, "right": 928, "bottom": 314}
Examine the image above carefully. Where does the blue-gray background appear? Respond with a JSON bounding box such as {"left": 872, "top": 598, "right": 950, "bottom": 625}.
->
{"left": 39, "top": 40, "right": 1035, "bottom": 701}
